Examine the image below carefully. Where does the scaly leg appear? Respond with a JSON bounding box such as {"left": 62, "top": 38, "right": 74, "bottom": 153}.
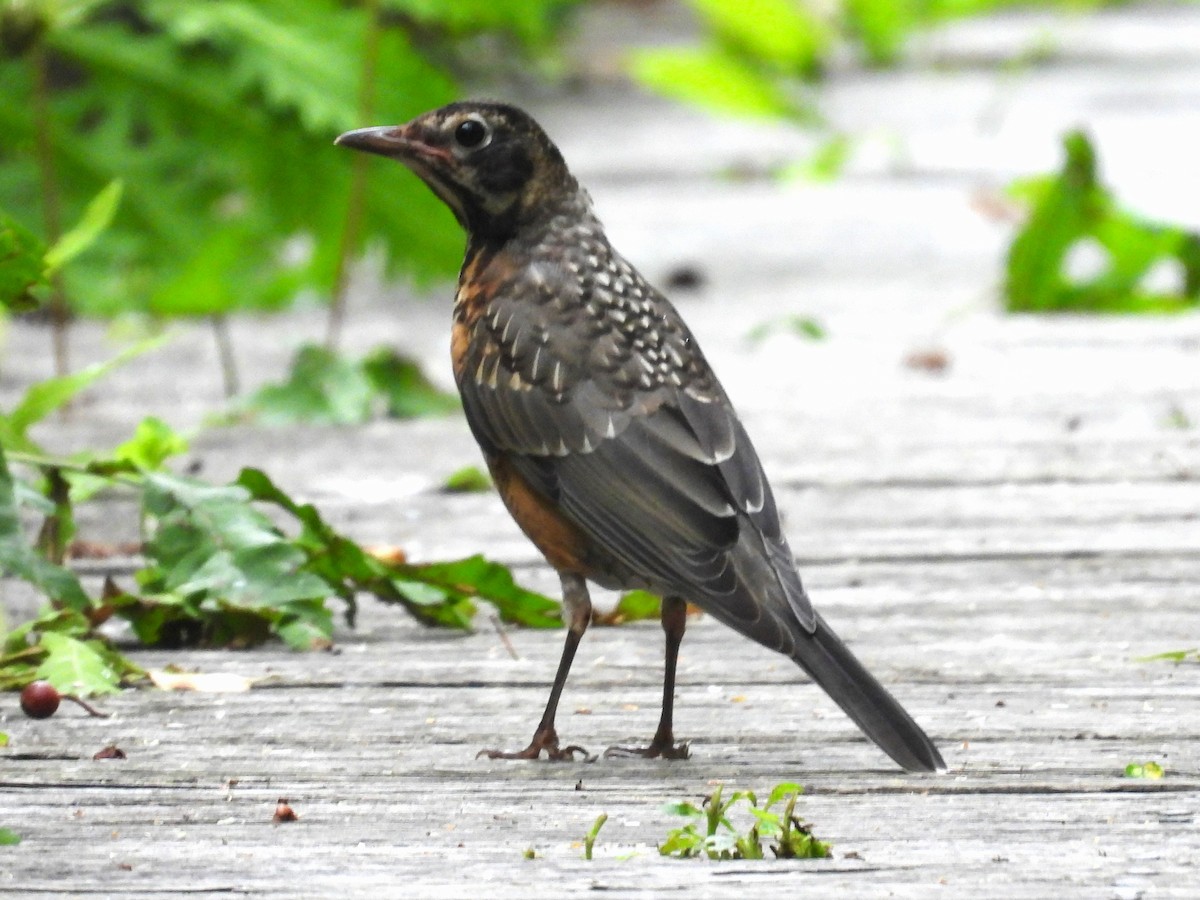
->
{"left": 605, "top": 596, "right": 690, "bottom": 759}
{"left": 478, "top": 573, "right": 593, "bottom": 761}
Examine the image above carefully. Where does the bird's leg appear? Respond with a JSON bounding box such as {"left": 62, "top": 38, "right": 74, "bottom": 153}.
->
{"left": 478, "top": 573, "right": 593, "bottom": 761}
{"left": 605, "top": 596, "right": 691, "bottom": 760}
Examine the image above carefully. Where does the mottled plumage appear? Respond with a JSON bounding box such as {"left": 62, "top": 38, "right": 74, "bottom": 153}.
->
{"left": 336, "top": 102, "right": 944, "bottom": 772}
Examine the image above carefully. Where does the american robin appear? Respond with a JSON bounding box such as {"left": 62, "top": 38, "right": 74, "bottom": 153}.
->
{"left": 336, "top": 102, "right": 945, "bottom": 772}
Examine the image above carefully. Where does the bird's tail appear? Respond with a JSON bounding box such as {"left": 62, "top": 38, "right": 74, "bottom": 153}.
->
{"left": 791, "top": 613, "right": 945, "bottom": 773}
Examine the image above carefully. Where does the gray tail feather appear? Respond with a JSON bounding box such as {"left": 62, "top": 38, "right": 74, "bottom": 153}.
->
{"left": 792, "top": 613, "right": 945, "bottom": 773}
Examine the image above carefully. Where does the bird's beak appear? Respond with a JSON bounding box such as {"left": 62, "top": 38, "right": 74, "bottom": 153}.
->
{"left": 334, "top": 125, "right": 408, "bottom": 157}
{"left": 334, "top": 124, "right": 451, "bottom": 164}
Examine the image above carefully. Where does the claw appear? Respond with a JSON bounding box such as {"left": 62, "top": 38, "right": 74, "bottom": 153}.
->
{"left": 603, "top": 740, "right": 690, "bottom": 760}
{"left": 477, "top": 726, "right": 595, "bottom": 762}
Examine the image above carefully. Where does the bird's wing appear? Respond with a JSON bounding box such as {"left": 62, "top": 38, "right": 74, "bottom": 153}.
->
{"left": 457, "top": 277, "right": 816, "bottom": 636}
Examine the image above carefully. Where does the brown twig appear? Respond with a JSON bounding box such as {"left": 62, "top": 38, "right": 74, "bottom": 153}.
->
{"left": 210, "top": 314, "right": 240, "bottom": 398}
{"left": 32, "top": 43, "right": 69, "bottom": 378}
{"left": 326, "top": 0, "right": 382, "bottom": 350}
{"left": 490, "top": 614, "right": 519, "bottom": 661}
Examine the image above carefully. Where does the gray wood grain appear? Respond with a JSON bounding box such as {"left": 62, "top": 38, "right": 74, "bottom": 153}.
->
{"left": 2, "top": 3, "right": 1199, "bottom": 897}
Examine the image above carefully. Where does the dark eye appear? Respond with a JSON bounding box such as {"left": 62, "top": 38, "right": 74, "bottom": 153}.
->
{"left": 454, "top": 118, "right": 489, "bottom": 149}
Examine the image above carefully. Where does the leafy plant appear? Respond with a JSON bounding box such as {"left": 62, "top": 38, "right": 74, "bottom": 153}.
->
{"left": 629, "top": 2, "right": 1151, "bottom": 122}
{"left": 1005, "top": 130, "right": 1200, "bottom": 313}
{"left": 2, "top": 428, "right": 562, "bottom": 693}
{"left": 0, "top": 0, "right": 578, "bottom": 336}
{"left": 659, "top": 782, "right": 830, "bottom": 860}
{"left": 0, "top": 828, "right": 21, "bottom": 846}
{"left": 246, "top": 344, "right": 459, "bottom": 425}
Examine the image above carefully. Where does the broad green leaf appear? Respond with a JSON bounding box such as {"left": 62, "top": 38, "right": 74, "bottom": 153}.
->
{"left": 688, "top": 0, "right": 831, "bottom": 70}
{"left": 43, "top": 180, "right": 123, "bottom": 274}
{"left": 629, "top": 46, "right": 800, "bottom": 120}
{"left": 249, "top": 345, "right": 375, "bottom": 425}
{"left": 845, "top": 0, "right": 920, "bottom": 65}
{"left": 112, "top": 417, "right": 188, "bottom": 470}
{"left": 409, "top": 555, "right": 560, "bottom": 627}
{"left": 34, "top": 632, "right": 121, "bottom": 695}
{"left": 1005, "top": 130, "right": 1200, "bottom": 314}
{"left": 442, "top": 465, "right": 492, "bottom": 493}
{"left": 362, "top": 347, "right": 460, "bottom": 419}
{"left": 766, "top": 781, "right": 804, "bottom": 808}
{"left": 595, "top": 590, "right": 661, "bottom": 625}
{"left": 0, "top": 827, "right": 20, "bottom": 846}
{"left": 0, "top": 210, "right": 47, "bottom": 312}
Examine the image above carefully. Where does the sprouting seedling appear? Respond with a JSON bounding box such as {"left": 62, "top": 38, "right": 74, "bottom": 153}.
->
{"left": 584, "top": 813, "right": 608, "bottom": 860}
{"left": 659, "top": 782, "right": 830, "bottom": 860}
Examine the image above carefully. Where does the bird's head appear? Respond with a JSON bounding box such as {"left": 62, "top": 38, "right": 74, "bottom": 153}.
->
{"left": 335, "top": 101, "right": 575, "bottom": 240}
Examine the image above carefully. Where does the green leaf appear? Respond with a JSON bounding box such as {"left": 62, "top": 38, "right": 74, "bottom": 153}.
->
{"left": 0, "top": 334, "right": 172, "bottom": 453}
{"left": 408, "top": 555, "right": 560, "bottom": 628}
{"left": 0, "top": 210, "right": 48, "bottom": 312}
{"left": 43, "top": 180, "right": 123, "bottom": 274}
{"left": 662, "top": 801, "right": 704, "bottom": 817}
{"left": 628, "top": 45, "right": 801, "bottom": 120}
{"left": 34, "top": 632, "right": 121, "bottom": 696}
{"left": 442, "top": 465, "right": 492, "bottom": 493}
{"left": 745, "top": 314, "right": 826, "bottom": 345}
{"left": 0, "top": 445, "right": 92, "bottom": 612}
{"left": 584, "top": 812, "right": 607, "bottom": 861}
{"left": 362, "top": 347, "right": 461, "bottom": 419}
{"left": 595, "top": 590, "right": 661, "bottom": 625}
{"left": 1124, "top": 761, "right": 1165, "bottom": 779}
{"left": 765, "top": 782, "right": 803, "bottom": 808}
{"left": 112, "top": 417, "right": 189, "bottom": 470}
{"left": 1005, "top": 130, "right": 1200, "bottom": 314}
{"left": 0, "top": 828, "right": 21, "bottom": 846}
{"left": 248, "top": 345, "right": 374, "bottom": 425}
{"left": 687, "top": 0, "right": 831, "bottom": 70}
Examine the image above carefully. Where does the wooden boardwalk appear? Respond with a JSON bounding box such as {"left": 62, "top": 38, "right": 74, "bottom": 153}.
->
{"left": 2, "top": 5, "right": 1199, "bottom": 897}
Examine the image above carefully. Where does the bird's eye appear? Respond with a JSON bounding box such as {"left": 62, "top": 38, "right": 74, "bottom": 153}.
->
{"left": 454, "top": 118, "right": 489, "bottom": 149}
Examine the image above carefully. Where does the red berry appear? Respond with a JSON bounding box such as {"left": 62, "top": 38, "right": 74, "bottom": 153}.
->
{"left": 20, "top": 681, "right": 61, "bottom": 719}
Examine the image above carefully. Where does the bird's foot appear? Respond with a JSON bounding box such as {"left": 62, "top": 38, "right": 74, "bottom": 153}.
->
{"left": 477, "top": 726, "right": 594, "bottom": 762}
{"left": 603, "top": 738, "right": 690, "bottom": 760}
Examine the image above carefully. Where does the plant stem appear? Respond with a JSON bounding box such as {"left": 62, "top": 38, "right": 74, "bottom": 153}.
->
{"left": 32, "top": 43, "right": 70, "bottom": 378}
{"left": 210, "top": 314, "right": 240, "bottom": 398}
{"left": 326, "top": 0, "right": 382, "bottom": 350}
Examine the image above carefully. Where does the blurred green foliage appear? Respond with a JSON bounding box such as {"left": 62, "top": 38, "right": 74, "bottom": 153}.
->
{"left": 1006, "top": 131, "right": 1200, "bottom": 313}
{"left": 0, "top": 0, "right": 578, "bottom": 319}
{"left": 630, "top": 0, "right": 1139, "bottom": 120}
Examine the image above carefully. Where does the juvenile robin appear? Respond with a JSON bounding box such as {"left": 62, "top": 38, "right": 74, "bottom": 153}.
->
{"left": 336, "top": 101, "right": 945, "bottom": 772}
